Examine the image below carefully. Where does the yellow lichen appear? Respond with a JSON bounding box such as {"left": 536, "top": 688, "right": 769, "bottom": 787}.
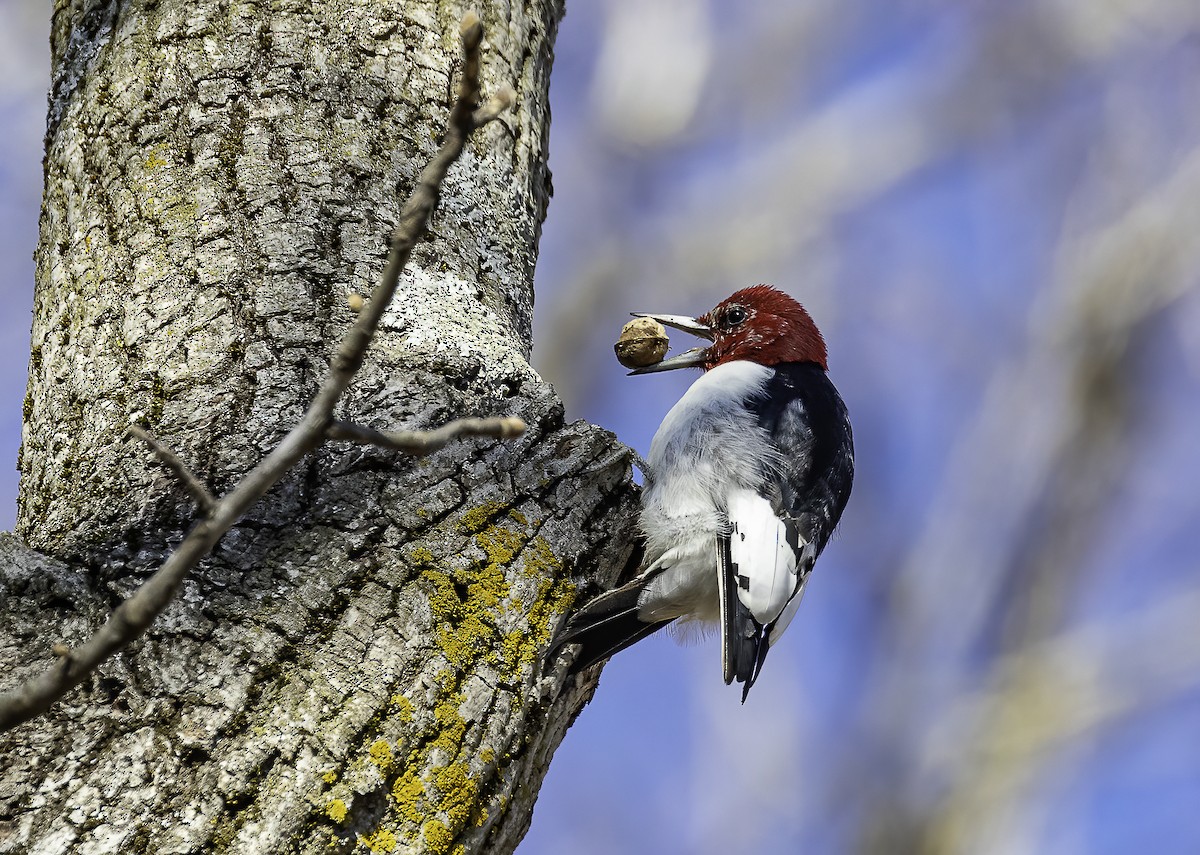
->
{"left": 391, "top": 693, "right": 414, "bottom": 722}
{"left": 379, "top": 513, "right": 570, "bottom": 843}
{"left": 359, "top": 828, "right": 398, "bottom": 853}
{"left": 423, "top": 819, "right": 454, "bottom": 855}
{"left": 424, "top": 552, "right": 511, "bottom": 669}
{"left": 325, "top": 799, "right": 348, "bottom": 824}
{"left": 430, "top": 695, "right": 467, "bottom": 756}
{"left": 498, "top": 631, "right": 524, "bottom": 673}
{"left": 432, "top": 763, "right": 479, "bottom": 832}
{"left": 476, "top": 524, "right": 524, "bottom": 569}
{"left": 458, "top": 502, "right": 506, "bottom": 534}
{"left": 393, "top": 771, "right": 425, "bottom": 826}
{"left": 143, "top": 146, "right": 170, "bottom": 170}
{"left": 500, "top": 536, "right": 576, "bottom": 672}
{"left": 368, "top": 739, "right": 394, "bottom": 771}
{"left": 322, "top": 769, "right": 338, "bottom": 785}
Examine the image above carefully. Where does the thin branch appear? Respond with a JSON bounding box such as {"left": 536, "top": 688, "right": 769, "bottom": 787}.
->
{"left": 472, "top": 85, "right": 516, "bottom": 127}
{"left": 327, "top": 416, "right": 526, "bottom": 456}
{"left": 127, "top": 426, "right": 217, "bottom": 516}
{"left": 0, "top": 12, "right": 514, "bottom": 733}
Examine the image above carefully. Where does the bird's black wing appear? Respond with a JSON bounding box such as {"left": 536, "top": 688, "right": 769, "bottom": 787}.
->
{"left": 761, "top": 362, "right": 855, "bottom": 556}
{"left": 720, "top": 362, "right": 854, "bottom": 700}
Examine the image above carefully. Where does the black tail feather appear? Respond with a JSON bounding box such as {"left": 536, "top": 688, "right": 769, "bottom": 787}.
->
{"left": 547, "top": 575, "right": 672, "bottom": 674}
{"left": 561, "top": 613, "right": 671, "bottom": 674}
{"left": 718, "top": 530, "right": 770, "bottom": 703}
{"left": 740, "top": 633, "right": 771, "bottom": 703}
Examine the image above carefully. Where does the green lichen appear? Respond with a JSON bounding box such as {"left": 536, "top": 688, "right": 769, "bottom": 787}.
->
{"left": 160, "top": 195, "right": 199, "bottom": 225}
{"left": 209, "top": 819, "right": 237, "bottom": 851}
{"left": 149, "top": 373, "right": 166, "bottom": 423}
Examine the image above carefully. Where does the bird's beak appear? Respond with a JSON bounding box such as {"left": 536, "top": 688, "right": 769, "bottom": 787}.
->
{"left": 631, "top": 313, "right": 714, "bottom": 340}
{"left": 627, "top": 312, "right": 713, "bottom": 375}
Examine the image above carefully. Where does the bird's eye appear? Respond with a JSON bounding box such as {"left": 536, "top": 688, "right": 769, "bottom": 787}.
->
{"left": 724, "top": 306, "right": 748, "bottom": 327}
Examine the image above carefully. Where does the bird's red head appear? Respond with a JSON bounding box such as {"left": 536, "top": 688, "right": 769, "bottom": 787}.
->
{"left": 630, "top": 285, "right": 828, "bottom": 374}
{"left": 698, "top": 285, "right": 827, "bottom": 370}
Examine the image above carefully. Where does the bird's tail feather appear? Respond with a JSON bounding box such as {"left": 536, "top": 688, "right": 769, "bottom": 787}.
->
{"left": 718, "top": 531, "right": 771, "bottom": 702}
{"left": 547, "top": 575, "right": 672, "bottom": 674}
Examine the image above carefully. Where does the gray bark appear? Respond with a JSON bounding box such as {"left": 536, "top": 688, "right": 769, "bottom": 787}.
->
{"left": 1, "top": 1, "right": 636, "bottom": 853}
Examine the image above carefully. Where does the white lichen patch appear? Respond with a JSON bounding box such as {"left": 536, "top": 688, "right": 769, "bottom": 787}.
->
{"left": 383, "top": 266, "right": 540, "bottom": 386}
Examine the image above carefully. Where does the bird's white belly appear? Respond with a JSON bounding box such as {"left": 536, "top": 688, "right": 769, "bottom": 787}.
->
{"left": 637, "top": 537, "right": 720, "bottom": 623}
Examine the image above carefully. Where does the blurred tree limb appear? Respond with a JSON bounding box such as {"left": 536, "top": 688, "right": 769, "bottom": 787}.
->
{"left": 861, "top": 136, "right": 1200, "bottom": 855}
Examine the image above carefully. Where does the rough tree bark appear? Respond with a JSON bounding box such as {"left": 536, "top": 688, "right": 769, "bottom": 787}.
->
{"left": 0, "top": 2, "right": 637, "bottom": 853}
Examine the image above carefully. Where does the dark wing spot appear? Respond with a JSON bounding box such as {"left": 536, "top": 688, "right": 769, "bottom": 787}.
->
{"left": 783, "top": 517, "right": 804, "bottom": 553}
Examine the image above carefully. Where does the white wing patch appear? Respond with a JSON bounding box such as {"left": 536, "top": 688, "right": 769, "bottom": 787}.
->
{"left": 768, "top": 577, "right": 807, "bottom": 646}
{"left": 727, "top": 489, "right": 805, "bottom": 627}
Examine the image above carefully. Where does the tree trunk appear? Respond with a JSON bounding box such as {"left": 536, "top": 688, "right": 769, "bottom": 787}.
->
{"left": 0, "top": 2, "right": 635, "bottom": 853}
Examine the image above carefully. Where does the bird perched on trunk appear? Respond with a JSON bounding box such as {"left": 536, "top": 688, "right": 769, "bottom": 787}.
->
{"left": 549, "top": 285, "right": 854, "bottom": 701}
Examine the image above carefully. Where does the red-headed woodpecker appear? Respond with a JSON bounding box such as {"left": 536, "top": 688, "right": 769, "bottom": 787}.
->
{"left": 551, "top": 285, "right": 854, "bottom": 701}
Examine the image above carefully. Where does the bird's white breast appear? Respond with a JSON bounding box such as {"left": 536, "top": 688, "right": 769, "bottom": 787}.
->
{"left": 637, "top": 361, "right": 778, "bottom": 621}
{"left": 643, "top": 360, "right": 775, "bottom": 529}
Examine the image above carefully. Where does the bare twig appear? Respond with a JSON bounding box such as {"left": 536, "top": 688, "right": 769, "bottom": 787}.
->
{"left": 472, "top": 85, "right": 516, "bottom": 126}
{"left": 0, "top": 12, "right": 514, "bottom": 733}
{"left": 327, "top": 416, "right": 526, "bottom": 455}
{"left": 127, "top": 426, "right": 217, "bottom": 516}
